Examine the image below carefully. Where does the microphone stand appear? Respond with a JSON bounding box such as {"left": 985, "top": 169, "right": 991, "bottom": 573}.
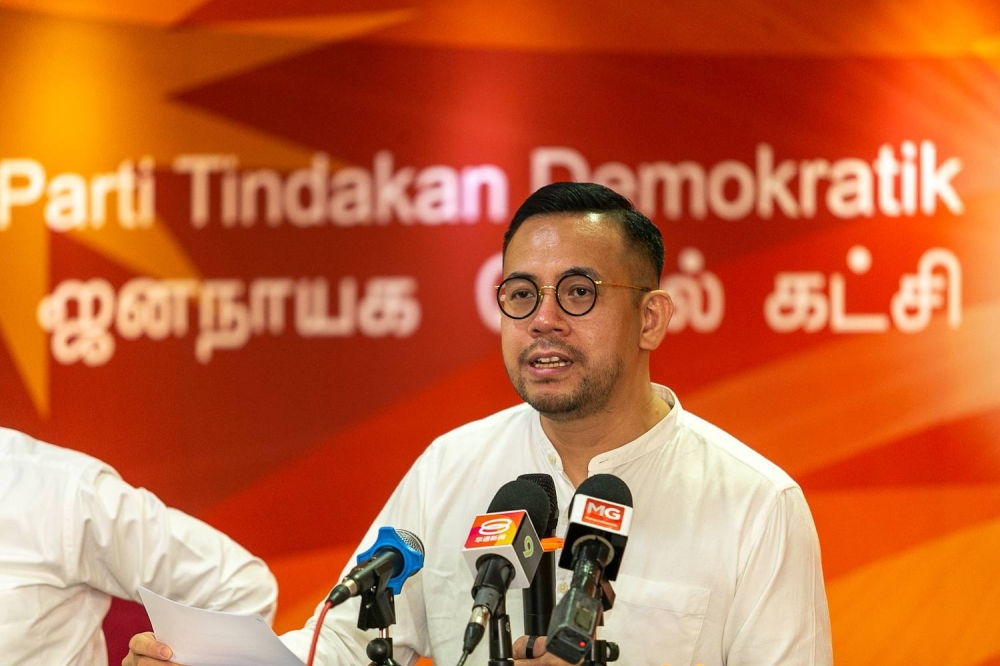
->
{"left": 583, "top": 579, "right": 619, "bottom": 666}
{"left": 487, "top": 594, "right": 514, "bottom": 665}
{"left": 357, "top": 571, "right": 400, "bottom": 666}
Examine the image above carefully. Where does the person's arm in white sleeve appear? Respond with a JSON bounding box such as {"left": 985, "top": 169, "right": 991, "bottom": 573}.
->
{"left": 67, "top": 466, "right": 278, "bottom": 622}
{"left": 724, "top": 487, "right": 834, "bottom": 665}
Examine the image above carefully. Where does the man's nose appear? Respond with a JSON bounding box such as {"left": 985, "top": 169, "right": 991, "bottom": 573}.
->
{"left": 529, "top": 286, "right": 567, "bottom": 333}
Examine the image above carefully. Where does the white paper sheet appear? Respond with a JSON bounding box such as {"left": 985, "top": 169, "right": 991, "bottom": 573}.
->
{"left": 138, "top": 587, "right": 305, "bottom": 666}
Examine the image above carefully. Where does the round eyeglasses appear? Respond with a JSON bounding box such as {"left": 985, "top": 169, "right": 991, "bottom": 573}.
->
{"left": 495, "top": 273, "right": 650, "bottom": 319}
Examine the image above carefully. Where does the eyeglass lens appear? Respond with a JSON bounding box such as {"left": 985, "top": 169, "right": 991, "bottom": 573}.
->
{"left": 496, "top": 274, "right": 598, "bottom": 318}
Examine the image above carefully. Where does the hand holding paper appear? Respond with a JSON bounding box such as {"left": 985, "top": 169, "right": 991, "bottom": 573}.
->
{"left": 138, "top": 587, "right": 304, "bottom": 666}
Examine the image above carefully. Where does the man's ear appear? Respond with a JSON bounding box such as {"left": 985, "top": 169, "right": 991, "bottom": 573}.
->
{"left": 639, "top": 290, "right": 673, "bottom": 351}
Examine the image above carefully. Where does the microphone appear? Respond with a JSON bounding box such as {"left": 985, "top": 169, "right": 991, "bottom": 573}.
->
{"left": 518, "top": 473, "right": 559, "bottom": 638}
{"left": 459, "top": 479, "right": 550, "bottom": 658}
{"left": 546, "top": 474, "right": 633, "bottom": 664}
{"left": 326, "top": 526, "right": 424, "bottom": 607}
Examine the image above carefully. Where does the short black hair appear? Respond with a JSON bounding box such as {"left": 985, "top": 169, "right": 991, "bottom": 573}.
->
{"left": 502, "top": 182, "right": 664, "bottom": 285}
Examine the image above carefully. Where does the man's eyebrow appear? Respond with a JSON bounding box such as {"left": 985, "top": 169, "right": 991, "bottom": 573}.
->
{"left": 503, "top": 266, "right": 602, "bottom": 282}
{"left": 562, "top": 266, "right": 599, "bottom": 279}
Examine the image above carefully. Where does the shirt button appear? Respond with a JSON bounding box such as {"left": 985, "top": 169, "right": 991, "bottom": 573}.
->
{"left": 548, "top": 454, "right": 558, "bottom": 465}
{"left": 557, "top": 582, "right": 569, "bottom": 594}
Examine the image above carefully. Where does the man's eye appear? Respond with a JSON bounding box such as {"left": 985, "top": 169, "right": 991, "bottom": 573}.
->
{"left": 563, "top": 283, "right": 594, "bottom": 298}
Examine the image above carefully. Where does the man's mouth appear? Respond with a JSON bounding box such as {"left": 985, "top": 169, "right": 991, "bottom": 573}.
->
{"left": 531, "top": 355, "right": 571, "bottom": 368}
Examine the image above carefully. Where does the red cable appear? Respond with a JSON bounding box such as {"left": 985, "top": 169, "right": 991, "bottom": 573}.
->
{"left": 306, "top": 601, "right": 333, "bottom": 666}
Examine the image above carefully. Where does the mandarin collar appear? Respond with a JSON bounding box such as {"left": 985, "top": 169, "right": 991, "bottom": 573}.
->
{"left": 528, "top": 384, "right": 681, "bottom": 474}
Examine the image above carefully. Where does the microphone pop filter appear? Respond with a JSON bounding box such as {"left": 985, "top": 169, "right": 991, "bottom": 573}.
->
{"left": 488, "top": 478, "right": 551, "bottom": 535}
{"left": 517, "top": 473, "right": 559, "bottom": 537}
{"left": 574, "top": 473, "right": 633, "bottom": 508}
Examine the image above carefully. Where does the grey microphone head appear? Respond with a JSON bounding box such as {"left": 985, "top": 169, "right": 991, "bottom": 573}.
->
{"left": 394, "top": 528, "right": 425, "bottom": 555}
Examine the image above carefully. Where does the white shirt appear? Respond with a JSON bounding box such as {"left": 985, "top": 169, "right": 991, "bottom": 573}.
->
{"left": 0, "top": 427, "right": 279, "bottom": 666}
{"left": 280, "top": 385, "right": 833, "bottom": 665}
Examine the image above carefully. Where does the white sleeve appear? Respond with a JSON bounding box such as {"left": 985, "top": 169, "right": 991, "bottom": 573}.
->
{"left": 724, "top": 487, "right": 834, "bottom": 665}
{"left": 65, "top": 466, "right": 279, "bottom": 623}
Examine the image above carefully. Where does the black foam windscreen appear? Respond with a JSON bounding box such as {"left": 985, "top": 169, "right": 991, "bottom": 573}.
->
{"left": 488, "top": 478, "right": 551, "bottom": 535}
{"left": 574, "top": 473, "right": 633, "bottom": 508}
{"left": 517, "top": 473, "right": 559, "bottom": 536}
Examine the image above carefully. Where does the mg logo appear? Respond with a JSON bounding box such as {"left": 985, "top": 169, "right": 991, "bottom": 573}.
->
{"left": 583, "top": 499, "right": 625, "bottom": 530}
{"left": 478, "top": 517, "right": 514, "bottom": 536}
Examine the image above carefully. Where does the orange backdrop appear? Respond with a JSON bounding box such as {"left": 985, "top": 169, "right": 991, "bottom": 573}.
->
{"left": 2, "top": 2, "right": 1000, "bottom": 664}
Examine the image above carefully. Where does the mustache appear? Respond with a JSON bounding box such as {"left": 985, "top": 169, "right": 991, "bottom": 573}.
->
{"left": 518, "top": 339, "right": 584, "bottom": 365}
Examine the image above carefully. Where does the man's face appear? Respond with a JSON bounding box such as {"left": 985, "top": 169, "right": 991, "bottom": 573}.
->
{"left": 500, "top": 212, "right": 644, "bottom": 421}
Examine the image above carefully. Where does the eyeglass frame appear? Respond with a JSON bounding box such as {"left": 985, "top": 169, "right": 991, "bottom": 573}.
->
{"left": 494, "top": 272, "right": 651, "bottom": 320}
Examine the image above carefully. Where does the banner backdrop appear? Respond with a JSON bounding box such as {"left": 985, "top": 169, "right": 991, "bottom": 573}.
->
{"left": 2, "top": 2, "right": 1000, "bottom": 663}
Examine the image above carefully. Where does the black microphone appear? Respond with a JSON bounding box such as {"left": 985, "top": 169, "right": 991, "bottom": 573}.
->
{"left": 459, "top": 479, "right": 550, "bottom": 659}
{"left": 518, "top": 473, "right": 558, "bottom": 638}
{"left": 546, "top": 474, "right": 633, "bottom": 664}
{"left": 326, "top": 527, "right": 424, "bottom": 607}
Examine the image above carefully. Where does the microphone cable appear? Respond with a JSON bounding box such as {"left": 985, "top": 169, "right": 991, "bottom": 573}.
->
{"left": 306, "top": 600, "right": 334, "bottom": 666}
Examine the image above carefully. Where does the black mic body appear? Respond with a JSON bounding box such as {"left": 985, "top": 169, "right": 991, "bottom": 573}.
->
{"left": 547, "top": 474, "right": 633, "bottom": 664}
{"left": 518, "top": 473, "right": 559, "bottom": 638}
{"left": 547, "top": 538, "right": 611, "bottom": 659}
{"left": 460, "top": 479, "right": 551, "bottom": 659}
{"left": 468, "top": 554, "right": 516, "bottom": 627}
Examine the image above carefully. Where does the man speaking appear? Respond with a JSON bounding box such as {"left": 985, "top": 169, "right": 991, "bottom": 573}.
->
{"left": 125, "top": 182, "right": 832, "bottom": 665}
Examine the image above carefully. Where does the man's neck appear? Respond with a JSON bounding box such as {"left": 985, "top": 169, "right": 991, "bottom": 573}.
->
{"left": 540, "top": 385, "right": 670, "bottom": 487}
